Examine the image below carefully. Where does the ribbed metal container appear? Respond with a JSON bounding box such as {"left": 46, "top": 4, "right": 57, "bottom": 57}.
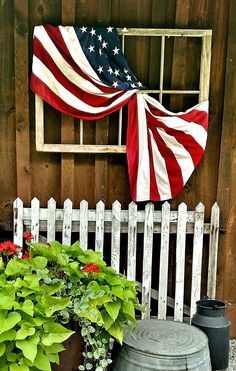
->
{"left": 112, "top": 319, "right": 211, "bottom": 371}
{"left": 192, "top": 299, "right": 230, "bottom": 370}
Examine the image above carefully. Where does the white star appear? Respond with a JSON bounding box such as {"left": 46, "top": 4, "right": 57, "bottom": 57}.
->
{"left": 114, "top": 69, "right": 120, "bottom": 77}
{"left": 88, "top": 45, "right": 95, "bottom": 53}
{"left": 99, "top": 48, "right": 102, "bottom": 56}
{"left": 126, "top": 74, "right": 132, "bottom": 81}
{"left": 131, "top": 83, "right": 136, "bottom": 88}
{"left": 107, "top": 67, "right": 113, "bottom": 75}
{"left": 113, "top": 46, "right": 119, "bottom": 55}
{"left": 90, "top": 28, "right": 96, "bottom": 36}
{"left": 97, "top": 34, "right": 102, "bottom": 42}
{"left": 102, "top": 41, "right": 108, "bottom": 49}
{"left": 112, "top": 81, "right": 119, "bottom": 88}
{"left": 124, "top": 68, "right": 128, "bottom": 74}
{"left": 97, "top": 65, "right": 103, "bottom": 74}
{"left": 107, "top": 27, "right": 113, "bottom": 33}
{"left": 137, "top": 81, "right": 143, "bottom": 87}
{"left": 80, "top": 26, "right": 87, "bottom": 33}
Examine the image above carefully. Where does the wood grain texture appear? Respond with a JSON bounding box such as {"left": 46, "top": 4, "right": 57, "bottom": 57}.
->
{"left": 14, "top": 0, "right": 31, "bottom": 204}
{"left": 0, "top": 0, "right": 16, "bottom": 225}
{"left": 216, "top": 0, "right": 236, "bottom": 338}
{"left": 61, "top": 0, "right": 75, "bottom": 203}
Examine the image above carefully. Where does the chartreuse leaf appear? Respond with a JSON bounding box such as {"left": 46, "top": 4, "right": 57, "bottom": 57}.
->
{"left": 30, "top": 242, "right": 59, "bottom": 262}
{"left": 47, "top": 352, "right": 60, "bottom": 364}
{"left": 0, "top": 343, "right": 6, "bottom": 357}
{"left": 15, "top": 326, "right": 35, "bottom": 340}
{"left": 42, "top": 322, "right": 74, "bottom": 346}
{"left": 31, "top": 256, "right": 48, "bottom": 269}
{"left": 0, "top": 329, "right": 16, "bottom": 342}
{"left": 104, "top": 301, "right": 121, "bottom": 321}
{"left": 41, "top": 295, "right": 71, "bottom": 317}
{"left": 22, "top": 275, "right": 40, "bottom": 291}
{"left": 107, "top": 320, "right": 124, "bottom": 344}
{"left": 44, "top": 343, "right": 65, "bottom": 354}
{"left": 112, "top": 285, "right": 124, "bottom": 299}
{"left": 19, "top": 300, "right": 34, "bottom": 316}
{"left": 16, "top": 333, "right": 39, "bottom": 362}
{"left": 6, "top": 351, "right": 17, "bottom": 362}
{"left": 9, "top": 364, "right": 30, "bottom": 371}
{"left": 42, "top": 281, "right": 62, "bottom": 296}
{"left": 33, "top": 347, "right": 51, "bottom": 371}
{"left": 0, "top": 312, "right": 21, "bottom": 334}
{"left": 101, "top": 310, "right": 113, "bottom": 330}
{"left": 122, "top": 300, "right": 136, "bottom": 322}
{"left": 106, "top": 274, "right": 122, "bottom": 286}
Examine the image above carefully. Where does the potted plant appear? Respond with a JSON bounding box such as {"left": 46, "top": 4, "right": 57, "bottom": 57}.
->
{"left": 0, "top": 236, "right": 142, "bottom": 371}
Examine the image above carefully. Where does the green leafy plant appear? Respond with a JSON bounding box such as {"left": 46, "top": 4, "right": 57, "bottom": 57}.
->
{"left": 0, "top": 239, "right": 74, "bottom": 371}
{"left": 0, "top": 237, "right": 143, "bottom": 371}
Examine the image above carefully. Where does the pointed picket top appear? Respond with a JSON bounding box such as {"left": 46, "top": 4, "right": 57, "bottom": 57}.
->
{"left": 207, "top": 202, "right": 220, "bottom": 299}
{"left": 31, "top": 198, "right": 40, "bottom": 243}
{"left": 174, "top": 202, "right": 187, "bottom": 322}
{"left": 111, "top": 200, "right": 121, "bottom": 273}
{"left": 127, "top": 201, "right": 137, "bottom": 281}
{"left": 80, "top": 200, "right": 88, "bottom": 251}
{"left": 95, "top": 201, "right": 105, "bottom": 254}
{"left": 47, "top": 198, "right": 56, "bottom": 242}
{"left": 13, "top": 198, "right": 23, "bottom": 246}
{"left": 62, "top": 199, "right": 73, "bottom": 246}
{"left": 195, "top": 202, "right": 205, "bottom": 212}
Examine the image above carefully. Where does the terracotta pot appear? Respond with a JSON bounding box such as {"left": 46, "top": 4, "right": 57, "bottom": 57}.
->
{"left": 52, "top": 322, "right": 85, "bottom": 371}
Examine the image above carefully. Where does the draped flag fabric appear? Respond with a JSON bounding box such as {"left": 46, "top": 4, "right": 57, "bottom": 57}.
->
{"left": 31, "top": 25, "right": 209, "bottom": 202}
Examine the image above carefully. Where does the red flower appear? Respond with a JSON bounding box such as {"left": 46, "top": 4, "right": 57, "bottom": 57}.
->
{"left": 22, "top": 252, "right": 30, "bottom": 259}
{"left": 83, "top": 263, "right": 100, "bottom": 273}
{"left": 0, "top": 241, "right": 18, "bottom": 255}
{"left": 23, "top": 232, "right": 33, "bottom": 241}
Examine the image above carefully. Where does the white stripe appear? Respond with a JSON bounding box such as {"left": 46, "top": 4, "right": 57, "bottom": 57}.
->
{"left": 33, "top": 57, "right": 136, "bottom": 114}
{"left": 143, "top": 94, "right": 208, "bottom": 116}
{"left": 136, "top": 94, "right": 150, "bottom": 201}
{"left": 156, "top": 116, "right": 207, "bottom": 149}
{"left": 149, "top": 130, "right": 172, "bottom": 200}
{"left": 59, "top": 26, "right": 104, "bottom": 85}
{"left": 157, "top": 128, "right": 195, "bottom": 183}
{"left": 34, "top": 26, "right": 116, "bottom": 97}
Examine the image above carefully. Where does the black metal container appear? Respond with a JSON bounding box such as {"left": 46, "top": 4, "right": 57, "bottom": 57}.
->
{"left": 191, "top": 299, "right": 230, "bottom": 370}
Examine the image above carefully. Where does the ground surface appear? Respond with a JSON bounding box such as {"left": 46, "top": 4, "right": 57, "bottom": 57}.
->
{"left": 228, "top": 339, "right": 236, "bottom": 370}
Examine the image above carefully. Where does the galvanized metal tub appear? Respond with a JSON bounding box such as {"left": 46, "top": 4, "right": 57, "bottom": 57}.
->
{"left": 112, "top": 319, "right": 211, "bottom": 371}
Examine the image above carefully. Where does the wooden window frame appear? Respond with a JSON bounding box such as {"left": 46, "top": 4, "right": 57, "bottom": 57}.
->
{"left": 35, "top": 28, "right": 212, "bottom": 153}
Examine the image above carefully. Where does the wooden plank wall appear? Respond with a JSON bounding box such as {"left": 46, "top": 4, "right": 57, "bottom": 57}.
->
{"left": 0, "top": 0, "right": 235, "bottom": 336}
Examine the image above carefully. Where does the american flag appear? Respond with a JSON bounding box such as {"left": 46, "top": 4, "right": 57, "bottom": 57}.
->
{"left": 31, "top": 25, "right": 208, "bottom": 202}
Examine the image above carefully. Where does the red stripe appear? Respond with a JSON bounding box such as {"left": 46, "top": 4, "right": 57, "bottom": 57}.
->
{"left": 147, "top": 128, "right": 160, "bottom": 200}
{"left": 147, "top": 101, "right": 208, "bottom": 129}
{"left": 148, "top": 125, "right": 184, "bottom": 199}
{"left": 44, "top": 25, "right": 118, "bottom": 95}
{"left": 146, "top": 110, "right": 204, "bottom": 167}
{"left": 30, "top": 74, "right": 130, "bottom": 120}
{"left": 33, "top": 37, "right": 124, "bottom": 108}
{"left": 127, "top": 95, "right": 140, "bottom": 201}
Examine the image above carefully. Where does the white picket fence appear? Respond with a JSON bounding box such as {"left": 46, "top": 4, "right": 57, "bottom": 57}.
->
{"left": 13, "top": 198, "right": 220, "bottom": 322}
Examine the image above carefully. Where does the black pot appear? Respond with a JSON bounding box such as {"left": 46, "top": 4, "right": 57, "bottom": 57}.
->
{"left": 191, "top": 299, "right": 230, "bottom": 370}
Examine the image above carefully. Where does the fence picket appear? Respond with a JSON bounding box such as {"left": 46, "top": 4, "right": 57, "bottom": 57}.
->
{"left": 207, "top": 202, "right": 220, "bottom": 298}
{"left": 80, "top": 200, "right": 88, "bottom": 250}
{"left": 111, "top": 201, "right": 121, "bottom": 272}
{"left": 127, "top": 202, "right": 137, "bottom": 281}
{"left": 158, "top": 202, "right": 170, "bottom": 320}
{"left": 142, "top": 203, "right": 154, "bottom": 319}
{"left": 13, "top": 198, "right": 23, "bottom": 246}
{"left": 190, "top": 203, "right": 205, "bottom": 319}
{"left": 47, "top": 198, "right": 56, "bottom": 242}
{"left": 31, "top": 198, "right": 40, "bottom": 242}
{"left": 95, "top": 201, "right": 105, "bottom": 254}
{"left": 174, "top": 203, "right": 187, "bottom": 322}
{"left": 62, "top": 199, "right": 73, "bottom": 246}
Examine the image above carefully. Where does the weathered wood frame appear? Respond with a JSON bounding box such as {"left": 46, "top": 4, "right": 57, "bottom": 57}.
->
{"left": 35, "top": 28, "right": 212, "bottom": 153}
{"left": 13, "top": 198, "right": 219, "bottom": 321}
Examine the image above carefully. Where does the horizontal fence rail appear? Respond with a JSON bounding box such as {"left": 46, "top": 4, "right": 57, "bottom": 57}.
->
{"left": 13, "top": 198, "right": 220, "bottom": 322}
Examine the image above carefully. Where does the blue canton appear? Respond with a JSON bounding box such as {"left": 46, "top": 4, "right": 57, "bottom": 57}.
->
{"left": 74, "top": 26, "right": 145, "bottom": 90}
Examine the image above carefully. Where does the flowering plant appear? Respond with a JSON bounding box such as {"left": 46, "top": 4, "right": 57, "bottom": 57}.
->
{"left": 0, "top": 237, "right": 142, "bottom": 371}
